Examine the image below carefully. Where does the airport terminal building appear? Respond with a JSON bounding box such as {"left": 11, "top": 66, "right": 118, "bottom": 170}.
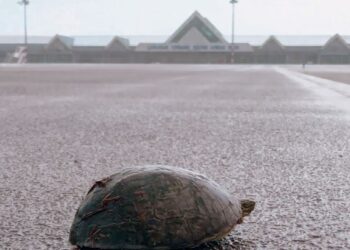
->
{"left": 1, "top": 12, "right": 350, "bottom": 64}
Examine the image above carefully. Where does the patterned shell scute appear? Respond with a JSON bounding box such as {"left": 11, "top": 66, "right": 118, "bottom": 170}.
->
{"left": 69, "top": 166, "right": 242, "bottom": 249}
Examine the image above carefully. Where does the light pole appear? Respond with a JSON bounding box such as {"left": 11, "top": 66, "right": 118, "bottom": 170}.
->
{"left": 230, "top": 0, "right": 238, "bottom": 64}
{"left": 18, "top": 0, "right": 29, "bottom": 46}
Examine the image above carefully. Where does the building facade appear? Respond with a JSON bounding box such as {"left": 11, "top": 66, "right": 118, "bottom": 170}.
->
{"left": 1, "top": 12, "right": 350, "bottom": 64}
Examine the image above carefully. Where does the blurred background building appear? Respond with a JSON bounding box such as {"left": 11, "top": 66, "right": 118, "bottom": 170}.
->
{"left": 1, "top": 12, "right": 350, "bottom": 64}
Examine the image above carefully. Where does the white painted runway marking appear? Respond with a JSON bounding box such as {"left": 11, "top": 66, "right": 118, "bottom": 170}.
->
{"left": 275, "top": 67, "right": 350, "bottom": 118}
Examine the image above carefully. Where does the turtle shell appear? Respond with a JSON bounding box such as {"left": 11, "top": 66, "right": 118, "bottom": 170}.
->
{"left": 69, "top": 166, "right": 242, "bottom": 249}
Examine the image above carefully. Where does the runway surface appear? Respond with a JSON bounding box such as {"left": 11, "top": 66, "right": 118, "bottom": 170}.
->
{"left": 1, "top": 64, "right": 350, "bottom": 249}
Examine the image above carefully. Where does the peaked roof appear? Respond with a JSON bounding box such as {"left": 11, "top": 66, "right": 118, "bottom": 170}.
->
{"left": 107, "top": 36, "right": 129, "bottom": 48}
{"left": 261, "top": 36, "right": 284, "bottom": 49}
{"left": 47, "top": 35, "right": 74, "bottom": 49}
{"left": 323, "top": 34, "right": 349, "bottom": 48}
{"left": 167, "top": 11, "right": 227, "bottom": 44}
{"left": 321, "top": 34, "right": 350, "bottom": 55}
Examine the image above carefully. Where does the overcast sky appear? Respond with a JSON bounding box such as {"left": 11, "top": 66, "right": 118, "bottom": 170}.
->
{"left": 1, "top": 0, "right": 349, "bottom": 36}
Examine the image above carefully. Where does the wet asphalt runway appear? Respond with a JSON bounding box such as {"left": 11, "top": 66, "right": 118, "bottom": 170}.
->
{"left": 0, "top": 64, "right": 350, "bottom": 249}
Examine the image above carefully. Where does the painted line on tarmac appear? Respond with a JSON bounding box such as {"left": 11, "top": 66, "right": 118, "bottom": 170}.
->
{"left": 275, "top": 67, "right": 350, "bottom": 117}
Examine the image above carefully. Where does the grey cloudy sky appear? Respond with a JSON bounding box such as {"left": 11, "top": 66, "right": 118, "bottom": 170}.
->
{"left": 1, "top": 0, "right": 349, "bottom": 36}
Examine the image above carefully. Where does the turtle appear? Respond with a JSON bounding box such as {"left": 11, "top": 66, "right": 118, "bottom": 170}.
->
{"left": 69, "top": 166, "right": 255, "bottom": 250}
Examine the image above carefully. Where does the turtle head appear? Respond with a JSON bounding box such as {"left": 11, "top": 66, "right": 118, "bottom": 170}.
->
{"left": 240, "top": 199, "right": 256, "bottom": 217}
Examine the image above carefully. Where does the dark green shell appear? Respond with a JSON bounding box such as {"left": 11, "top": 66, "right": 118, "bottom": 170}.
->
{"left": 69, "top": 166, "right": 242, "bottom": 249}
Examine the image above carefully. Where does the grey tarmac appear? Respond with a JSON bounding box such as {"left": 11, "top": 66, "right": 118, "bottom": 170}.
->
{"left": 0, "top": 64, "right": 350, "bottom": 249}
